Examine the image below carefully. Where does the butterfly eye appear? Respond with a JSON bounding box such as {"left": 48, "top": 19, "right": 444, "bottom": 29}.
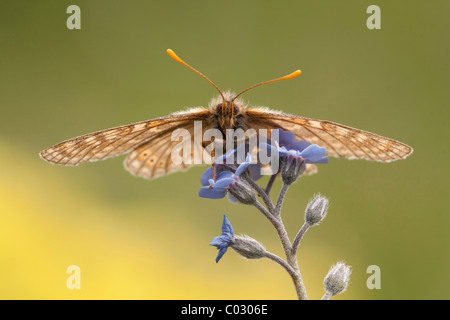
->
{"left": 233, "top": 104, "right": 239, "bottom": 115}
{"left": 215, "top": 104, "right": 223, "bottom": 115}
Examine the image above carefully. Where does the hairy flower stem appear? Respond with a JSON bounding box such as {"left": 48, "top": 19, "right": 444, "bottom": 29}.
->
{"left": 292, "top": 223, "right": 310, "bottom": 256}
{"left": 275, "top": 217, "right": 308, "bottom": 300}
{"left": 253, "top": 201, "right": 280, "bottom": 227}
{"left": 321, "top": 292, "right": 332, "bottom": 300}
{"left": 252, "top": 191, "right": 308, "bottom": 300}
{"left": 275, "top": 183, "right": 289, "bottom": 216}
{"left": 264, "top": 251, "right": 297, "bottom": 278}
{"left": 243, "top": 174, "right": 275, "bottom": 213}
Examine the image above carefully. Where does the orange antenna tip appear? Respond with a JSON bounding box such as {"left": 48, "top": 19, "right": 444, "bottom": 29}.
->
{"left": 286, "top": 70, "right": 302, "bottom": 79}
{"left": 167, "top": 49, "right": 182, "bottom": 64}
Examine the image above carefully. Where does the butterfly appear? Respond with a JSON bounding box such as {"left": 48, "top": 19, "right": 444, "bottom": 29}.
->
{"left": 39, "top": 49, "right": 413, "bottom": 180}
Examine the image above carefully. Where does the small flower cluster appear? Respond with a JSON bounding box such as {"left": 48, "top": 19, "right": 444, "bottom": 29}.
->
{"left": 200, "top": 129, "right": 351, "bottom": 300}
{"left": 199, "top": 130, "right": 328, "bottom": 203}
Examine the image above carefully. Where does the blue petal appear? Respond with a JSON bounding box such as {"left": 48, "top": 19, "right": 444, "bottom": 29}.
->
{"left": 300, "top": 144, "right": 327, "bottom": 162}
{"left": 234, "top": 143, "right": 248, "bottom": 164}
{"left": 235, "top": 153, "right": 252, "bottom": 176}
{"left": 221, "top": 215, "right": 234, "bottom": 236}
{"left": 201, "top": 168, "right": 234, "bottom": 186}
{"left": 277, "top": 145, "right": 293, "bottom": 156}
{"left": 200, "top": 166, "right": 214, "bottom": 186}
{"left": 210, "top": 234, "right": 232, "bottom": 248}
{"left": 290, "top": 140, "right": 311, "bottom": 152}
{"left": 247, "top": 164, "right": 262, "bottom": 181}
{"left": 278, "top": 129, "right": 297, "bottom": 146}
{"left": 216, "top": 148, "right": 234, "bottom": 165}
{"left": 212, "top": 177, "right": 235, "bottom": 188}
{"left": 219, "top": 147, "right": 242, "bottom": 166}
{"left": 215, "top": 247, "right": 228, "bottom": 263}
{"left": 278, "top": 130, "right": 312, "bottom": 152}
{"left": 198, "top": 186, "right": 227, "bottom": 199}
{"left": 234, "top": 163, "right": 249, "bottom": 176}
{"left": 218, "top": 171, "right": 234, "bottom": 179}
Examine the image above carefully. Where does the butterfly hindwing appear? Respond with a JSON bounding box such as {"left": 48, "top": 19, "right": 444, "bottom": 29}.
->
{"left": 124, "top": 119, "right": 213, "bottom": 179}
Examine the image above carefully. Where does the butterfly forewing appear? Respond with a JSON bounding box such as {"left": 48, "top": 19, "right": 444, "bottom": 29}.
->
{"left": 39, "top": 109, "right": 212, "bottom": 168}
{"left": 245, "top": 108, "right": 413, "bottom": 162}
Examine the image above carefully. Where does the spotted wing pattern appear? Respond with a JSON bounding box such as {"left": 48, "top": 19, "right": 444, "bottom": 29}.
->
{"left": 124, "top": 121, "right": 211, "bottom": 180}
{"left": 39, "top": 109, "right": 211, "bottom": 171}
{"left": 246, "top": 108, "right": 413, "bottom": 162}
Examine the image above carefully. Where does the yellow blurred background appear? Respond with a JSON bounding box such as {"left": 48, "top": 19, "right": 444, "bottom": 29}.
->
{"left": 0, "top": 0, "right": 448, "bottom": 299}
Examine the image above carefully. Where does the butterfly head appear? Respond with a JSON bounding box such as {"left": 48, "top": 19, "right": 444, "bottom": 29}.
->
{"left": 210, "top": 92, "right": 245, "bottom": 130}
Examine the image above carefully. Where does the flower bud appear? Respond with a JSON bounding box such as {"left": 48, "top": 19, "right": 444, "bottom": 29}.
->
{"left": 323, "top": 262, "right": 351, "bottom": 298}
{"left": 305, "top": 194, "right": 328, "bottom": 226}
{"left": 231, "top": 235, "right": 266, "bottom": 259}
{"left": 280, "top": 155, "right": 306, "bottom": 185}
{"left": 227, "top": 178, "right": 257, "bottom": 205}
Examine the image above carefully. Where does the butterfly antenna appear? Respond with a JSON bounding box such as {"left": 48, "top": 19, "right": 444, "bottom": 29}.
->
{"left": 232, "top": 70, "right": 302, "bottom": 102}
{"left": 167, "top": 49, "right": 225, "bottom": 101}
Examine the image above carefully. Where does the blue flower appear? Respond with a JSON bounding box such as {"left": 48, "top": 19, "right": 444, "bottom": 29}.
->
{"left": 201, "top": 145, "right": 262, "bottom": 186}
{"left": 209, "top": 215, "right": 234, "bottom": 263}
{"left": 199, "top": 153, "right": 253, "bottom": 200}
{"left": 260, "top": 129, "right": 328, "bottom": 163}
{"left": 278, "top": 129, "right": 312, "bottom": 152}
{"left": 267, "top": 129, "right": 329, "bottom": 164}
{"left": 255, "top": 130, "right": 329, "bottom": 184}
{"left": 199, "top": 171, "right": 235, "bottom": 199}
{"left": 277, "top": 141, "right": 329, "bottom": 164}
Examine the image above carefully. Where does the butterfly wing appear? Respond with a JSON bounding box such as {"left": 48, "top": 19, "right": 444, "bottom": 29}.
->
{"left": 124, "top": 119, "right": 212, "bottom": 179}
{"left": 245, "top": 108, "right": 413, "bottom": 162}
{"left": 39, "top": 108, "right": 212, "bottom": 173}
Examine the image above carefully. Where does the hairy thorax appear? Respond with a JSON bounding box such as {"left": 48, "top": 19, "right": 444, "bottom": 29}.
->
{"left": 209, "top": 92, "right": 249, "bottom": 133}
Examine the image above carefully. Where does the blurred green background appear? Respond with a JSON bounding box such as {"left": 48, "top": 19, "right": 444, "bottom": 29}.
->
{"left": 0, "top": 0, "right": 448, "bottom": 299}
